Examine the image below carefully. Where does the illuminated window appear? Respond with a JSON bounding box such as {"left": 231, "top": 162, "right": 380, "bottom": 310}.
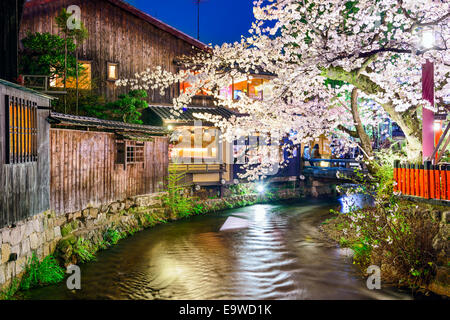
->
{"left": 5, "top": 95, "right": 38, "bottom": 164}
{"left": 50, "top": 61, "right": 92, "bottom": 90}
{"left": 170, "top": 127, "right": 219, "bottom": 161}
{"left": 230, "top": 77, "right": 269, "bottom": 101}
{"left": 179, "top": 71, "right": 209, "bottom": 96}
{"left": 107, "top": 62, "right": 119, "bottom": 81}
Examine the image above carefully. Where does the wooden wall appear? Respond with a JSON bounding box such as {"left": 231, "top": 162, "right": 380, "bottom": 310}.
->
{"left": 20, "top": 0, "right": 201, "bottom": 103}
{"left": 0, "top": 83, "right": 51, "bottom": 228}
{"left": 49, "top": 128, "right": 168, "bottom": 214}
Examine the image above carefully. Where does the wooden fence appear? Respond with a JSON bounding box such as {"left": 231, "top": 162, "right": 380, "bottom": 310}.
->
{"left": 50, "top": 128, "right": 168, "bottom": 214}
{"left": 394, "top": 160, "right": 450, "bottom": 201}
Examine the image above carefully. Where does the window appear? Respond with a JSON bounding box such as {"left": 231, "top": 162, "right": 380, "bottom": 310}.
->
{"left": 126, "top": 141, "right": 145, "bottom": 164}
{"left": 179, "top": 71, "right": 209, "bottom": 96}
{"left": 107, "top": 62, "right": 119, "bottom": 81}
{"left": 5, "top": 95, "right": 38, "bottom": 164}
{"left": 170, "top": 127, "right": 219, "bottom": 162}
{"left": 116, "top": 140, "right": 145, "bottom": 167}
{"left": 50, "top": 61, "right": 92, "bottom": 90}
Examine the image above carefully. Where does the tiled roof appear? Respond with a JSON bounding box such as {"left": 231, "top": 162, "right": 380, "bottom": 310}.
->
{"left": 48, "top": 112, "right": 167, "bottom": 134}
{"left": 0, "top": 79, "right": 56, "bottom": 100}
{"left": 25, "top": 0, "right": 210, "bottom": 51}
{"left": 147, "top": 105, "right": 236, "bottom": 122}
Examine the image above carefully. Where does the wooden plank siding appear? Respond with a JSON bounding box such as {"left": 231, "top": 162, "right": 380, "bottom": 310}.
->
{"left": 20, "top": 0, "right": 204, "bottom": 103}
{"left": 49, "top": 128, "right": 168, "bottom": 214}
{"left": 0, "top": 82, "right": 51, "bottom": 229}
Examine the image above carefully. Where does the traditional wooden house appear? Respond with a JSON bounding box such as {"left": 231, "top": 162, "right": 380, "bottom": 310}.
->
{"left": 145, "top": 105, "right": 235, "bottom": 191}
{"left": 20, "top": 0, "right": 209, "bottom": 104}
{"left": 46, "top": 112, "right": 168, "bottom": 214}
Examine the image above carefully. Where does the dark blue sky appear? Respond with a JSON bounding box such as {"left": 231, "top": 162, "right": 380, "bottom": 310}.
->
{"left": 124, "top": 0, "right": 255, "bottom": 45}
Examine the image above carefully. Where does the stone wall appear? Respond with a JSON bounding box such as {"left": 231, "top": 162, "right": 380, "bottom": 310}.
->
{"left": 0, "top": 193, "right": 166, "bottom": 289}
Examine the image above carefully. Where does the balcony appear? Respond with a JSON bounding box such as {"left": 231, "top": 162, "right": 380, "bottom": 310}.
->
{"left": 169, "top": 163, "right": 226, "bottom": 174}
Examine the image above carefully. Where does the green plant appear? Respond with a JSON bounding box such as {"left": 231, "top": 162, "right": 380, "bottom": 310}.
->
{"left": 162, "top": 164, "right": 196, "bottom": 218}
{"left": 20, "top": 253, "right": 65, "bottom": 290}
{"left": 103, "top": 228, "right": 123, "bottom": 246}
{"left": 0, "top": 279, "right": 20, "bottom": 300}
{"left": 73, "top": 237, "right": 96, "bottom": 263}
{"left": 81, "top": 90, "right": 148, "bottom": 124}
{"left": 20, "top": 32, "right": 81, "bottom": 78}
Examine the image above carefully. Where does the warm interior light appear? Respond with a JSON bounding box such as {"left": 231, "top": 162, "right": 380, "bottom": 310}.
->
{"left": 108, "top": 64, "right": 117, "bottom": 80}
{"left": 167, "top": 125, "right": 174, "bottom": 130}
{"left": 320, "top": 161, "right": 329, "bottom": 167}
{"left": 422, "top": 30, "right": 434, "bottom": 49}
{"left": 433, "top": 121, "right": 442, "bottom": 132}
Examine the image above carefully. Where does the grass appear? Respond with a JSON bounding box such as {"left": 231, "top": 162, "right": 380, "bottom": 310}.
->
{"left": 73, "top": 237, "right": 96, "bottom": 263}
{"left": 0, "top": 252, "right": 65, "bottom": 300}
{"left": 20, "top": 253, "right": 65, "bottom": 290}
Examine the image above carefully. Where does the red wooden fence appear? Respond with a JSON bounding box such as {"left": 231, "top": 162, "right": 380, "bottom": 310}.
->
{"left": 394, "top": 160, "right": 450, "bottom": 201}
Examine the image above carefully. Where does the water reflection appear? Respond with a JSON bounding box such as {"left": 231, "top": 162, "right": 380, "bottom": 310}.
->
{"left": 25, "top": 199, "right": 413, "bottom": 300}
{"left": 339, "top": 193, "right": 374, "bottom": 213}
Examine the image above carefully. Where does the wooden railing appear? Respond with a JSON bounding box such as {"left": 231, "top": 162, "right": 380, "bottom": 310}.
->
{"left": 169, "top": 163, "right": 225, "bottom": 173}
{"left": 301, "top": 158, "right": 366, "bottom": 179}
{"left": 394, "top": 160, "right": 450, "bottom": 201}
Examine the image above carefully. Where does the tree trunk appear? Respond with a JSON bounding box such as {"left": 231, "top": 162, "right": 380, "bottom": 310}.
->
{"left": 349, "top": 88, "right": 379, "bottom": 175}
{"left": 323, "top": 66, "right": 423, "bottom": 163}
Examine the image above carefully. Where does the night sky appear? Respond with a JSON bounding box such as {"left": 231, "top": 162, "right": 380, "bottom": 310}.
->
{"left": 123, "top": 0, "right": 255, "bottom": 46}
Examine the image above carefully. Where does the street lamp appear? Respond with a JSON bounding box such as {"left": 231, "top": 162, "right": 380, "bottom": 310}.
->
{"left": 421, "top": 29, "right": 435, "bottom": 49}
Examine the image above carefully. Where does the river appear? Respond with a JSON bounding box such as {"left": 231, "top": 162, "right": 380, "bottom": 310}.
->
{"left": 25, "top": 199, "right": 416, "bottom": 300}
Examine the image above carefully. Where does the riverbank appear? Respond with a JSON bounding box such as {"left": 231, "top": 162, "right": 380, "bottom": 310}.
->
{"left": 1, "top": 183, "right": 319, "bottom": 299}
{"left": 320, "top": 199, "right": 449, "bottom": 297}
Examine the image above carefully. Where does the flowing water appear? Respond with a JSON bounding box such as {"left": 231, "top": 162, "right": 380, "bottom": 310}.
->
{"left": 25, "top": 199, "right": 416, "bottom": 300}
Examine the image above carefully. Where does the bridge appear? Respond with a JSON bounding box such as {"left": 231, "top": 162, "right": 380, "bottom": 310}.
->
{"left": 234, "top": 158, "right": 367, "bottom": 183}
{"left": 301, "top": 158, "right": 367, "bottom": 180}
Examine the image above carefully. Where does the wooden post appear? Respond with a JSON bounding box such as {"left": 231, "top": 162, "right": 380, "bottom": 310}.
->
{"left": 406, "top": 164, "right": 411, "bottom": 195}
{"left": 446, "top": 164, "right": 450, "bottom": 200}
{"left": 424, "top": 161, "right": 431, "bottom": 199}
{"left": 434, "top": 165, "right": 440, "bottom": 200}
{"left": 419, "top": 164, "right": 425, "bottom": 198}
{"left": 414, "top": 164, "right": 420, "bottom": 197}
{"left": 439, "top": 165, "right": 446, "bottom": 200}
{"left": 399, "top": 163, "right": 403, "bottom": 194}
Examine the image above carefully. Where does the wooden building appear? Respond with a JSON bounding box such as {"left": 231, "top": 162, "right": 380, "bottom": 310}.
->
{"left": 47, "top": 112, "right": 168, "bottom": 214}
{"left": 0, "top": 79, "right": 53, "bottom": 228}
{"left": 20, "top": 0, "right": 209, "bottom": 104}
{"left": 145, "top": 105, "right": 235, "bottom": 188}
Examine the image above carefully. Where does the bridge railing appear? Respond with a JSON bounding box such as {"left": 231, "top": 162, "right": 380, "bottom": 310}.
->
{"left": 301, "top": 158, "right": 366, "bottom": 179}
{"left": 394, "top": 161, "right": 450, "bottom": 201}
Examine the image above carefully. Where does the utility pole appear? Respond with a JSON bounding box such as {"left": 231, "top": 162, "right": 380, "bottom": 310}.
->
{"left": 194, "top": 0, "right": 206, "bottom": 40}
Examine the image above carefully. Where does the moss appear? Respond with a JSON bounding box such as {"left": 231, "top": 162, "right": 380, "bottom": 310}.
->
{"left": 61, "top": 224, "right": 73, "bottom": 237}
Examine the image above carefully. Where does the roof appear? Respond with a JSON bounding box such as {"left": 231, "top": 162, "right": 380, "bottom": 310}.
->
{"left": 147, "top": 105, "right": 236, "bottom": 123}
{"left": 25, "top": 0, "right": 210, "bottom": 51}
{"left": 48, "top": 112, "right": 167, "bottom": 135}
{"left": 0, "top": 78, "right": 56, "bottom": 100}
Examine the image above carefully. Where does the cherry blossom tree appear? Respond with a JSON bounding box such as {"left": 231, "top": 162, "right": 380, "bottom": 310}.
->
{"left": 117, "top": 0, "right": 449, "bottom": 179}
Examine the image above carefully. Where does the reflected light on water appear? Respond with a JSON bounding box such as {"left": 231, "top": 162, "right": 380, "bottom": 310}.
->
{"left": 339, "top": 193, "right": 374, "bottom": 213}
{"left": 254, "top": 205, "right": 267, "bottom": 222}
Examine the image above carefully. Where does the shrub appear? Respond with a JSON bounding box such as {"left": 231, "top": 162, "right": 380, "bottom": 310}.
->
{"left": 20, "top": 253, "right": 65, "bottom": 290}
{"left": 0, "top": 279, "right": 20, "bottom": 300}
{"left": 338, "top": 203, "right": 440, "bottom": 287}
{"left": 73, "top": 237, "right": 96, "bottom": 263}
